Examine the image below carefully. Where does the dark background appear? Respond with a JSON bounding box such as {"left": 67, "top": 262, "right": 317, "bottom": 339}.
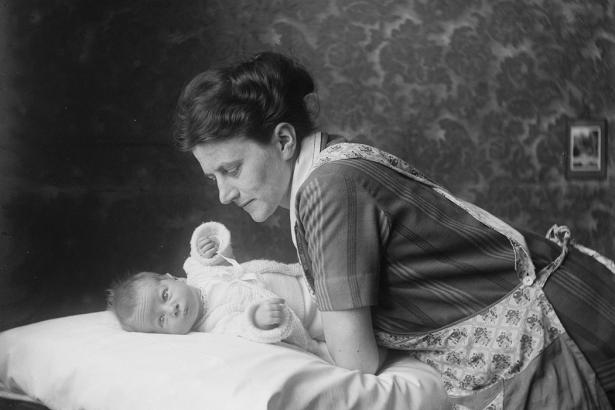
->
{"left": 1, "top": 0, "right": 614, "bottom": 331}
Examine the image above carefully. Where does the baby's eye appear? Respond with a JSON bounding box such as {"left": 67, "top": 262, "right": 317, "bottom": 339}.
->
{"left": 162, "top": 288, "right": 169, "bottom": 301}
{"left": 158, "top": 314, "right": 165, "bottom": 328}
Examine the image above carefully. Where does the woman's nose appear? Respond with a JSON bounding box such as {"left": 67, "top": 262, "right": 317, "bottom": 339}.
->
{"left": 217, "top": 179, "right": 238, "bottom": 204}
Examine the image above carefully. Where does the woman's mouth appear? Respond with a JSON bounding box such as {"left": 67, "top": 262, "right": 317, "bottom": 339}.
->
{"left": 239, "top": 199, "right": 254, "bottom": 209}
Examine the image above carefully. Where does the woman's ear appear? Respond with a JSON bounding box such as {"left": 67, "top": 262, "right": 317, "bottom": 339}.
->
{"left": 273, "top": 123, "right": 297, "bottom": 160}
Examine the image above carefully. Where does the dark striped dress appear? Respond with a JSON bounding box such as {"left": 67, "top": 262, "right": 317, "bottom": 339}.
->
{"left": 294, "top": 155, "right": 615, "bottom": 409}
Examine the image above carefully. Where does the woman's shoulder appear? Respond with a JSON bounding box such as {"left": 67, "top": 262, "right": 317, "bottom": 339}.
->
{"left": 304, "top": 158, "right": 404, "bottom": 189}
{"left": 311, "top": 157, "right": 376, "bottom": 176}
{"left": 296, "top": 159, "right": 407, "bottom": 210}
{"left": 300, "top": 160, "right": 366, "bottom": 193}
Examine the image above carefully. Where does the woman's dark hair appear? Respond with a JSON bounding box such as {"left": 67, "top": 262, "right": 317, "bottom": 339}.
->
{"left": 174, "top": 52, "right": 317, "bottom": 151}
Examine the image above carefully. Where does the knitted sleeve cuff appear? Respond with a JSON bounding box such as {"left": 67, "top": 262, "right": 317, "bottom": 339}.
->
{"left": 189, "top": 221, "right": 234, "bottom": 266}
{"left": 241, "top": 302, "right": 293, "bottom": 344}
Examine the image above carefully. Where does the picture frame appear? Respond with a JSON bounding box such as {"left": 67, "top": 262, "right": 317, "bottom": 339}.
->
{"left": 564, "top": 119, "right": 608, "bottom": 180}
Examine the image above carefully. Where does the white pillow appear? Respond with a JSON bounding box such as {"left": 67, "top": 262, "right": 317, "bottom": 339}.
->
{"left": 0, "top": 311, "right": 448, "bottom": 410}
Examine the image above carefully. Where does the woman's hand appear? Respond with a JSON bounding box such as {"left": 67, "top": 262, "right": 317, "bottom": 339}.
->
{"left": 197, "top": 237, "right": 219, "bottom": 259}
{"left": 321, "top": 307, "right": 386, "bottom": 374}
{"left": 253, "top": 298, "right": 285, "bottom": 330}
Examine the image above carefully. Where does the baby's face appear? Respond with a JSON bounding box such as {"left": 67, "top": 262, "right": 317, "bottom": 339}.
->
{"left": 127, "top": 275, "right": 203, "bottom": 334}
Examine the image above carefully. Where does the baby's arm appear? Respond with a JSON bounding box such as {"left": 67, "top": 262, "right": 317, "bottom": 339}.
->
{"left": 206, "top": 298, "right": 293, "bottom": 344}
{"left": 208, "top": 296, "right": 333, "bottom": 363}
{"left": 252, "top": 298, "right": 285, "bottom": 330}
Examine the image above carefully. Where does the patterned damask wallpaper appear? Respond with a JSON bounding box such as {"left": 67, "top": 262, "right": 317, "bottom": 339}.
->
{"left": 1, "top": 0, "right": 614, "bottom": 327}
{"left": 110, "top": 0, "right": 615, "bottom": 256}
{"left": 253, "top": 0, "right": 615, "bottom": 256}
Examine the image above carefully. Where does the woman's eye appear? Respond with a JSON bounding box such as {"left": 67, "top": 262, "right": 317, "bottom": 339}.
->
{"left": 162, "top": 288, "right": 169, "bottom": 301}
{"left": 226, "top": 166, "right": 240, "bottom": 177}
{"left": 205, "top": 174, "right": 216, "bottom": 184}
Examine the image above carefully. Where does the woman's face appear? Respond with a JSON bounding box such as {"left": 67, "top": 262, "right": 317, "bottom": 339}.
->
{"left": 192, "top": 130, "right": 296, "bottom": 222}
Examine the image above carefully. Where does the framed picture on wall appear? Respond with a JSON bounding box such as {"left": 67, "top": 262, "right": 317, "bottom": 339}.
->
{"left": 565, "top": 119, "right": 608, "bottom": 180}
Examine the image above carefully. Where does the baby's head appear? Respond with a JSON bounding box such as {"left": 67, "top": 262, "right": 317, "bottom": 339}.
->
{"left": 107, "top": 271, "right": 203, "bottom": 334}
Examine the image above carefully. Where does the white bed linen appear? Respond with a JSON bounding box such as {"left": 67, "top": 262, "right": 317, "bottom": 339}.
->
{"left": 0, "top": 311, "right": 448, "bottom": 410}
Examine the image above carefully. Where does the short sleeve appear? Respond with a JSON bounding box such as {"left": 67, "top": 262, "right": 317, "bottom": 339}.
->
{"left": 295, "top": 162, "right": 386, "bottom": 311}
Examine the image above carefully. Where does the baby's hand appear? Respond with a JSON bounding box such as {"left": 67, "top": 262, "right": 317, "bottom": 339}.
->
{"left": 254, "top": 298, "right": 285, "bottom": 330}
{"left": 197, "top": 237, "right": 218, "bottom": 259}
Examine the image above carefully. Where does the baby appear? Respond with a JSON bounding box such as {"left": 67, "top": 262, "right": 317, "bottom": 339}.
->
{"left": 107, "top": 222, "right": 330, "bottom": 362}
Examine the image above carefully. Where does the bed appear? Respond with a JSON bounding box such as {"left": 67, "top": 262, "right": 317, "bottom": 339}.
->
{"left": 0, "top": 311, "right": 449, "bottom": 410}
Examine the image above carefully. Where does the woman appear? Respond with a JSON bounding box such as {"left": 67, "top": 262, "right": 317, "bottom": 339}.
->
{"left": 173, "top": 52, "right": 615, "bottom": 409}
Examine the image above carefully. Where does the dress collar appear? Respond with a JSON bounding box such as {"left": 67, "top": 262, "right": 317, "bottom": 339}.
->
{"left": 289, "top": 131, "right": 322, "bottom": 248}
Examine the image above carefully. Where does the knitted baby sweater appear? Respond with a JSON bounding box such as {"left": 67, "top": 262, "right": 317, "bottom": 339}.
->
{"left": 183, "top": 257, "right": 331, "bottom": 362}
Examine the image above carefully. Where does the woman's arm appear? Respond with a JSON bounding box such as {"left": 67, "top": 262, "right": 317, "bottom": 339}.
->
{"left": 296, "top": 167, "right": 389, "bottom": 372}
{"left": 321, "top": 307, "right": 387, "bottom": 374}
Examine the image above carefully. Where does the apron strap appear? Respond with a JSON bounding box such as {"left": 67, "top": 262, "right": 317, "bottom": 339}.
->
{"left": 535, "top": 224, "right": 572, "bottom": 287}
